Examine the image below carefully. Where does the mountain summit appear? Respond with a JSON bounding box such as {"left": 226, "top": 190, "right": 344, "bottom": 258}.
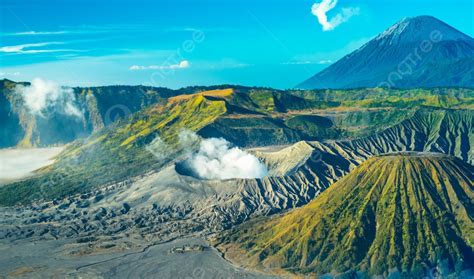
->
{"left": 298, "top": 16, "right": 474, "bottom": 89}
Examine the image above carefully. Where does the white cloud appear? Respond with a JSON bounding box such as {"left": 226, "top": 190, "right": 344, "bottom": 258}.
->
{"left": 183, "top": 136, "right": 268, "bottom": 180}
{"left": 11, "top": 49, "right": 77, "bottom": 54}
{"left": 15, "top": 78, "right": 83, "bottom": 119}
{"left": 196, "top": 60, "right": 251, "bottom": 70}
{"left": 311, "top": 0, "right": 360, "bottom": 31}
{"left": 10, "top": 31, "right": 69, "bottom": 36}
{"left": 0, "top": 42, "right": 52, "bottom": 53}
{"left": 283, "top": 59, "right": 333, "bottom": 65}
{"left": 2, "top": 26, "right": 122, "bottom": 37}
{"left": 318, "top": 59, "right": 333, "bottom": 64}
{"left": 129, "top": 60, "right": 190, "bottom": 71}
{"left": 0, "top": 42, "right": 73, "bottom": 54}
{"left": 0, "top": 71, "right": 20, "bottom": 76}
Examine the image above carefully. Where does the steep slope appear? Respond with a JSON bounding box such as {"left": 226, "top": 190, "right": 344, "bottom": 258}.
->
{"left": 221, "top": 154, "right": 474, "bottom": 277}
{"left": 298, "top": 16, "right": 474, "bottom": 89}
{"left": 0, "top": 79, "right": 175, "bottom": 147}
{"left": 0, "top": 80, "right": 24, "bottom": 147}
{"left": 313, "top": 108, "right": 474, "bottom": 163}
{"left": 0, "top": 92, "right": 227, "bottom": 205}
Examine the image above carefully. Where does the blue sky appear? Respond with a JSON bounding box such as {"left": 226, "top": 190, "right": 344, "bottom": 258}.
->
{"left": 0, "top": 0, "right": 473, "bottom": 89}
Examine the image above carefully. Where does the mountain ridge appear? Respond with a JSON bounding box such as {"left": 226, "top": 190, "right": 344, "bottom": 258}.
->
{"left": 3, "top": 79, "right": 473, "bottom": 148}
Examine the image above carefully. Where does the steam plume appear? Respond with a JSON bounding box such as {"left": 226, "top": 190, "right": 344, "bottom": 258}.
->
{"left": 16, "top": 78, "right": 83, "bottom": 119}
{"left": 183, "top": 136, "right": 268, "bottom": 180}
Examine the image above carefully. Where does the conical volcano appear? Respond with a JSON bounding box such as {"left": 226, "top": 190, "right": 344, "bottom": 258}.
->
{"left": 222, "top": 153, "right": 474, "bottom": 277}
{"left": 298, "top": 16, "right": 474, "bottom": 89}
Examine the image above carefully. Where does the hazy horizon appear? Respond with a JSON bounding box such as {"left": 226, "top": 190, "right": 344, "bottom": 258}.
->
{"left": 1, "top": 0, "right": 473, "bottom": 89}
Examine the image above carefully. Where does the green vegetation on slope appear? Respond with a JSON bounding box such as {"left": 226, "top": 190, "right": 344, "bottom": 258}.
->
{"left": 329, "top": 108, "right": 415, "bottom": 137}
{"left": 289, "top": 87, "right": 474, "bottom": 110}
{"left": 221, "top": 154, "right": 474, "bottom": 277}
{"left": 0, "top": 94, "right": 227, "bottom": 205}
{"left": 284, "top": 115, "right": 342, "bottom": 139}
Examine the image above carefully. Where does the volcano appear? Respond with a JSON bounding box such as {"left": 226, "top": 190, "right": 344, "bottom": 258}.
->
{"left": 222, "top": 153, "right": 474, "bottom": 277}
{"left": 298, "top": 16, "right": 474, "bottom": 89}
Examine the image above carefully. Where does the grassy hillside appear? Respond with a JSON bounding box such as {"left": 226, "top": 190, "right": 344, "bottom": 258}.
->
{"left": 289, "top": 87, "right": 474, "bottom": 110}
{"left": 220, "top": 154, "right": 474, "bottom": 277}
{"left": 0, "top": 92, "right": 227, "bottom": 205}
{"left": 284, "top": 115, "right": 342, "bottom": 139}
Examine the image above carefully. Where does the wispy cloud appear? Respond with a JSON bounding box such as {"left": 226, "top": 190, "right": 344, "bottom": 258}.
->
{"left": 164, "top": 26, "right": 238, "bottom": 33}
{"left": 0, "top": 42, "right": 57, "bottom": 53}
{"left": 311, "top": 0, "right": 360, "bottom": 31}
{"left": 4, "top": 25, "right": 226, "bottom": 37}
{"left": 288, "top": 36, "right": 371, "bottom": 67}
{"left": 0, "top": 42, "right": 77, "bottom": 54}
{"left": 317, "top": 59, "right": 333, "bottom": 64}
{"left": 283, "top": 60, "right": 333, "bottom": 65}
{"left": 0, "top": 71, "right": 20, "bottom": 76}
{"left": 7, "top": 31, "right": 70, "bottom": 36}
{"left": 2, "top": 26, "right": 116, "bottom": 37}
{"left": 194, "top": 59, "right": 252, "bottom": 70}
{"left": 129, "top": 60, "right": 190, "bottom": 71}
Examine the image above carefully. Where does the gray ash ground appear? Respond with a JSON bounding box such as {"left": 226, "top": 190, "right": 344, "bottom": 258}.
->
{"left": 0, "top": 236, "right": 275, "bottom": 278}
{"left": 0, "top": 165, "right": 279, "bottom": 278}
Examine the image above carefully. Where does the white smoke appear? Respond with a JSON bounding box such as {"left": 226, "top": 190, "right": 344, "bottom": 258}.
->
{"left": 178, "top": 129, "right": 200, "bottom": 147}
{"left": 311, "top": 0, "right": 360, "bottom": 31}
{"left": 146, "top": 129, "right": 199, "bottom": 161}
{"left": 145, "top": 130, "right": 268, "bottom": 180}
{"left": 16, "top": 78, "right": 83, "bottom": 118}
{"left": 184, "top": 136, "right": 268, "bottom": 180}
{"left": 146, "top": 136, "right": 173, "bottom": 160}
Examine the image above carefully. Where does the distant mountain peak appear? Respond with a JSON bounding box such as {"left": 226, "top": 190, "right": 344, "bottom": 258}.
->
{"left": 375, "top": 17, "right": 411, "bottom": 42}
{"left": 374, "top": 15, "right": 471, "bottom": 44}
{"left": 298, "top": 15, "right": 474, "bottom": 89}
